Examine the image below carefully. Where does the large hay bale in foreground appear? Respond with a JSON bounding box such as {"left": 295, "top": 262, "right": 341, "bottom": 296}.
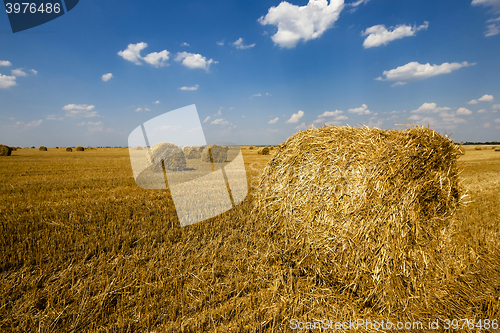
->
{"left": 252, "top": 125, "right": 464, "bottom": 314}
{"left": 201, "top": 145, "right": 228, "bottom": 163}
{"left": 76, "top": 146, "right": 84, "bottom": 152}
{"left": 39, "top": 146, "right": 47, "bottom": 151}
{"left": 257, "top": 147, "right": 270, "bottom": 155}
{"left": 66, "top": 147, "right": 72, "bottom": 152}
{"left": 0, "top": 144, "right": 12, "bottom": 156}
{"left": 147, "top": 142, "right": 186, "bottom": 171}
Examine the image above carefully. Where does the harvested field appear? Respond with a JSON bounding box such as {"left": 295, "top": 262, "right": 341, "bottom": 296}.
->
{"left": 0, "top": 136, "right": 499, "bottom": 332}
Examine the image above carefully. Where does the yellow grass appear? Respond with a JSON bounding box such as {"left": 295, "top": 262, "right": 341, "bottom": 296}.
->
{"left": 0, "top": 146, "right": 499, "bottom": 331}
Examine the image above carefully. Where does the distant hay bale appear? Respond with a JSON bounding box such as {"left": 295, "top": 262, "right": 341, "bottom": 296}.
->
{"left": 475, "top": 146, "right": 482, "bottom": 150}
{"left": 269, "top": 146, "right": 274, "bottom": 150}
{"left": 10, "top": 147, "right": 17, "bottom": 151}
{"left": 249, "top": 146, "right": 254, "bottom": 150}
{"left": 257, "top": 147, "right": 270, "bottom": 155}
{"left": 76, "top": 146, "right": 84, "bottom": 151}
{"left": 55, "top": 147, "right": 59, "bottom": 149}
{"left": 66, "top": 147, "right": 72, "bottom": 152}
{"left": 252, "top": 125, "right": 464, "bottom": 314}
{"left": 131, "top": 146, "right": 144, "bottom": 150}
{"left": 147, "top": 142, "right": 186, "bottom": 171}
{"left": 184, "top": 146, "right": 204, "bottom": 159}
{"left": 39, "top": 146, "right": 47, "bottom": 151}
{"left": 495, "top": 148, "right": 500, "bottom": 152}
{"left": 0, "top": 144, "right": 12, "bottom": 156}
{"left": 201, "top": 144, "right": 228, "bottom": 163}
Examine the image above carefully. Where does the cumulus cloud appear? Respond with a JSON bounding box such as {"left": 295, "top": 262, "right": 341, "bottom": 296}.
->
{"left": 118, "top": 42, "right": 170, "bottom": 67}
{"left": 268, "top": 117, "right": 279, "bottom": 124}
{"left": 101, "top": 73, "right": 113, "bottom": 82}
{"left": 376, "top": 61, "right": 474, "bottom": 86}
{"left": 252, "top": 93, "right": 262, "bottom": 97}
{"left": 313, "top": 110, "right": 348, "bottom": 124}
{"left": 11, "top": 68, "right": 28, "bottom": 77}
{"left": 472, "top": 0, "right": 500, "bottom": 13}
{"left": 232, "top": 38, "right": 256, "bottom": 50}
{"left": 258, "top": 0, "right": 344, "bottom": 48}
{"left": 478, "top": 109, "right": 487, "bottom": 113}
{"left": 154, "top": 100, "right": 160, "bottom": 104}
{"left": 143, "top": 50, "right": 170, "bottom": 67}
{"left": 468, "top": 94, "right": 494, "bottom": 104}
{"left": 181, "top": 42, "right": 190, "bottom": 47}
{"left": 0, "top": 73, "right": 16, "bottom": 88}
{"left": 348, "top": 104, "right": 371, "bottom": 115}
{"left": 179, "top": 84, "right": 199, "bottom": 91}
{"left": 30, "top": 69, "right": 37, "bottom": 75}
{"left": 485, "top": 22, "right": 500, "bottom": 36}
{"left": 175, "top": 52, "right": 217, "bottom": 71}
{"left": 411, "top": 102, "right": 451, "bottom": 113}
{"left": 118, "top": 42, "right": 148, "bottom": 65}
{"left": 495, "top": 118, "right": 500, "bottom": 122}
{"left": 216, "top": 40, "right": 224, "bottom": 46}
{"left": 134, "top": 107, "right": 150, "bottom": 112}
{"left": 286, "top": 110, "right": 304, "bottom": 123}
{"left": 493, "top": 104, "right": 500, "bottom": 109}
{"left": 456, "top": 107, "right": 473, "bottom": 115}
{"left": 484, "top": 122, "right": 491, "bottom": 128}
{"left": 203, "top": 116, "right": 211, "bottom": 123}
{"left": 13, "top": 119, "right": 43, "bottom": 130}
{"left": 362, "top": 22, "right": 428, "bottom": 48}
{"left": 46, "top": 114, "right": 63, "bottom": 121}
{"left": 63, "top": 104, "right": 99, "bottom": 118}
{"left": 211, "top": 118, "right": 229, "bottom": 125}
{"left": 0, "top": 60, "right": 12, "bottom": 66}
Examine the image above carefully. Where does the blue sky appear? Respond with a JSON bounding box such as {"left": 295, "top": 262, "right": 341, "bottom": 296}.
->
{"left": 1, "top": 0, "right": 499, "bottom": 147}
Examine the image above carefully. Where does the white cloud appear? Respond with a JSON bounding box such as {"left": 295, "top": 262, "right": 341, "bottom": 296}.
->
{"left": 13, "top": 119, "right": 43, "bottom": 130}
{"left": 0, "top": 60, "right": 12, "bottom": 66}
{"left": 232, "top": 38, "right": 256, "bottom": 50}
{"left": 101, "top": 73, "right": 113, "bottom": 82}
{"left": 154, "top": 100, "right": 160, "bottom": 104}
{"left": 30, "top": 69, "right": 37, "bottom": 75}
{"left": 268, "top": 117, "right": 279, "bottom": 124}
{"left": 362, "top": 22, "right": 428, "bottom": 48}
{"left": 376, "top": 61, "right": 474, "bottom": 85}
{"left": 118, "top": 42, "right": 148, "bottom": 65}
{"left": 286, "top": 110, "right": 304, "bottom": 123}
{"left": 485, "top": 23, "right": 500, "bottom": 36}
{"left": 211, "top": 118, "right": 229, "bottom": 125}
{"left": 216, "top": 109, "right": 222, "bottom": 116}
{"left": 495, "top": 118, "right": 500, "bottom": 122}
{"left": 348, "top": 104, "right": 371, "bottom": 115}
{"left": 411, "top": 102, "right": 451, "bottom": 113}
{"left": 456, "top": 107, "right": 473, "bottom": 115}
{"left": 135, "top": 107, "right": 143, "bottom": 112}
{"left": 203, "top": 116, "right": 211, "bottom": 123}
{"left": 314, "top": 110, "right": 348, "bottom": 124}
{"left": 11, "top": 68, "right": 27, "bottom": 77}
{"left": 478, "top": 109, "right": 487, "bottom": 113}
{"left": 143, "top": 50, "right": 170, "bottom": 67}
{"left": 63, "top": 104, "right": 98, "bottom": 118}
{"left": 258, "top": 0, "right": 344, "bottom": 48}
{"left": 472, "top": 0, "right": 500, "bottom": 13}
{"left": 216, "top": 40, "right": 224, "bottom": 46}
{"left": 484, "top": 122, "right": 491, "bottom": 128}
{"left": 479, "top": 94, "right": 494, "bottom": 102}
{"left": 0, "top": 73, "right": 16, "bottom": 88}
{"left": 86, "top": 121, "right": 104, "bottom": 133}
{"left": 175, "top": 52, "right": 217, "bottom": 71}
{"left": 46, "top": 114, "right": 63, "bottom": 121}
{"left": 181, "top": 42, "right": 190, "bottom": 47}
{"left": 144, "top": 108, "right": 150, "bottom": 112}
{"left": 252, "top": 93, "right": 262, "bottom": 97}
{"left": 468, "top": 94, "right": 494, "bottom": 104}
{"left": 179, "top": 84, "right": 199, "bottom": 91}
{"left": 348, "top": 0, "right": 369, "bottom": 6}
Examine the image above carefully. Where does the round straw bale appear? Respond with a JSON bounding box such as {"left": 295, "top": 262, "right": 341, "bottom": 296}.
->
{"left": 39, "top": 146, "right": 47, "bottom": 151}
{"left": 76, "top": 146, "right": 84, "bottom": 151}
{"left": 475, "top": 146, "right": 482, "bottom": 150}
{"left": 66, "top": 147, "right": 72, "bottom": 152}
{"left": 495, "top": 148, "right": 500, "bottom": 152}
{"left": 147, "top": 142, "right": 186, "bottom": 171}
{"left": 201, "top": 144, "right": 228, "bottom": 163}
{"left": 249, "top": 146, "right": 254, "bottom": 150}
{"left": 0, "top": 144, "right": 12, "bottom": 156}
{"left": 257, "top": 147, "right": 270, "bottom": 155}
{"left": 10, "top": 146, "right": 17, "bottom": 151}
{"left": 184, "top": 146, "right": 204, "bottom": 159}
{"left": 252, "top": 125, "right": 464, "bottom": 313}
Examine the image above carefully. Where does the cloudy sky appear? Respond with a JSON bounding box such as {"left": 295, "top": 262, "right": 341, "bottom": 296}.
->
{"left": 1, "top": 0, "right": 499, "bottom": 147}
